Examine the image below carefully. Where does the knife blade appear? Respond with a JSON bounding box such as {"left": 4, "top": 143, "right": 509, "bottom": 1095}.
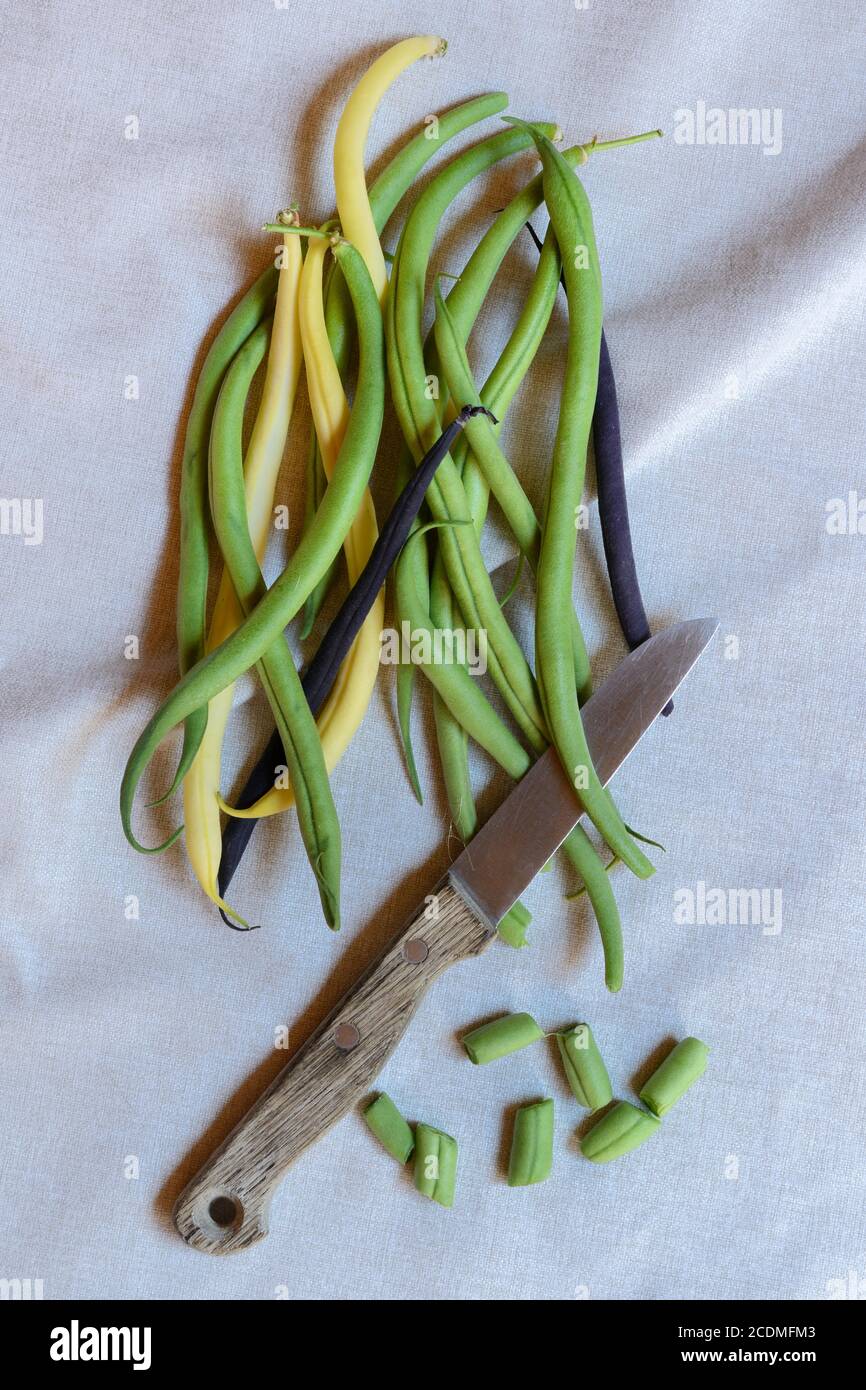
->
{"left": 451, "top": 615, "right": 719, "bottom": 927}
{"left": 173, "top": 616, "right": 717, "bottom": 1253}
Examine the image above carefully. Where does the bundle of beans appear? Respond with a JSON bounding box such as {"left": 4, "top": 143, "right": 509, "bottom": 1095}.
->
{"left": 119, "top": 36, "right": 663, "bottom": 988}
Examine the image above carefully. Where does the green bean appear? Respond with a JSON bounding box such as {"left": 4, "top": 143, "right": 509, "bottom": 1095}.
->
{"left": 390, "top": 128, "right": 653, "bottom": 978}
{"left": 299, "top": 431, "right": 336, "bottom": 640}
{"left": 639, "top": 1038, "right": 709, "bottom": 1117}
{"left": 302, "top": 93, "right": 509, "bottom": 636}
{"left": 208, "top": 321, "right": 341, "bottom": 928}
{"left": 580, "top": 1101, "right": 661, "bottom": 1163}
{"left": 431, "top": 688, "right": 474, "bottom": 839}
{"left": 511, "top": 120, "right": 652, "bottom": 881}
{"left": 429, "top": 129, "right": 660, "bottom": 363}
{"left": 387, "top": 125, "right": 568, "bottom": 792}
{"left": 496, "top": 899, "right": 532, "bottom": 948}
{"left": 413, "top": 1123, "right": 458, "bottom": 1207}
{"left": 331, "top": 92, "right": 508, "bottom": 378}
{"left": 428, "top": 478, "right": 479, "bottom": 846}
{"left": 363, "top": 1093, "right": 415, "bottom": 1163}
{"left": 556, "top": 1024, "right": 612, "bottom": 1111}
{"left": 427, "top": 430, "right": 534, "bottom": 938}
{"left": 508, "top": 1099, "right": 554, "bottom": 1186}
{"left": 389, "top": 125, "right": 559, "bottom": 753}
{"left": 391, "top": 457, "right": 522, "bottom": 783}
{"left": 433, "top": 131, "right": 663, "bottom": 707}
{"left": 120, "top": 239, "right": 383, "bottom": 852}
{"left": 168, "top": 263, "right": 277, "bottom": 797}
{"left": 389, "top": 131, "right": 604, "bottom": 809}
{"left": 434, "top": 267, "right": 591, "bottom": 698}
{"left": 433, "top": 274, "right": 624, "bottom": 982}
{"left": 560, "top": 825, "right": 624, "bottom": 991}
{"left": 396, "top": 655, "right": 424, "bottom": 803}
{"left": 462, "top": 1012, "right": 544, "bottom": 1064}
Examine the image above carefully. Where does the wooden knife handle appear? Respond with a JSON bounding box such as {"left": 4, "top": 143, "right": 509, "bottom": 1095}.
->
{"left": 173, "top": 877, "right": 493, "bottom": 1254}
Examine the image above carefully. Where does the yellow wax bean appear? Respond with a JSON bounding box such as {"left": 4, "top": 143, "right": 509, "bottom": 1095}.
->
{"left": 333, "top": 35, "right": 446, "bottom": 302}
{"left": 229, "top": 232, "right": 383, "bottom": 819}
{"left": 182, "top": 215, "right": 303, "bottom": 920}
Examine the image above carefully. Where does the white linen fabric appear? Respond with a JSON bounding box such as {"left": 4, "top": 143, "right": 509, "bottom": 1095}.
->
{"left": 1, "top": 0, "right": 864, "bottom": 1301}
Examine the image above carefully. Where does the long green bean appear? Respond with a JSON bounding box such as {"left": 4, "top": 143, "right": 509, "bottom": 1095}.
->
{"left": 391, "top": 131, "right": 650, "bottom": 788}
{"left": 386, "top": 126, "right": 635, "bottom": 974}
{"left": 432, "top": 271, "right": 625, "bottom": 980}
{"left": 302, "top": 92, "right": 509, "bottom": 636}
{"left": 388, "top": 125, "right": 558, "bottom": 753}
{"left": 510, "top": 120, "right": 652, "bottom": 880}
{"left": 434, "top": 266, "right": 591, "bottom": 695}
{"left": 208, "top": 321, "right": 341, "bottom": 928}
{"left": 169, "top": 263, "right": 278, "bottom": 797}
{"left": 120, "top": 239, "right": 383, "bottom": 851}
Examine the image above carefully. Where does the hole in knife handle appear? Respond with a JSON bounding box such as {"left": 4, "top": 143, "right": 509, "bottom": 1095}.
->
{"left": 197, "top": 1192, "right": 244, "bottom": 1237}
{"left": 209, "top": 1195, "right": 240, "bottom": 1228}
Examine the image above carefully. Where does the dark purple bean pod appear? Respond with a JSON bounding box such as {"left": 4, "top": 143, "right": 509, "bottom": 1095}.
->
{"left": 217, "top": 405, "right": 495, "bottom": 924}
{"left": 302, "top": 405, "right": 495, "bottom": 710}
{"left": 525, "top": 221, "right": 671, "bottom": 715}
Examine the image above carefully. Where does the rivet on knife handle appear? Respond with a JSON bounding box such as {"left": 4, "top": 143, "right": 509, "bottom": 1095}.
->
{"left": 172, "top": 878, "right": 494, "bottom": 1254}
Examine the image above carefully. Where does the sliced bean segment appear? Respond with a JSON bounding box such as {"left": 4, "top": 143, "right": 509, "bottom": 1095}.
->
{"left": 639, "top": 1037, "right": 709, "bottom": 1117}
{"left": 413, "top": 1123, "right": 458, "bottom": 1207}
{"left": 580, "top": 1100, "right": 661, "bottom": 1163}
{"left": 496, "top": 900, "right": 532, "bottom": 949}
{"left": 462, "top": 1012, "right": 544, "bottom": 1065}
{"left": 363, "top": 1093, "right": 415, "bottom": 1163}
{"left": 556, "top": 1024, "right": 612, "bottom": 1111}
{"left": 508, "top": 1099, "right": 554, "bottom": 1187}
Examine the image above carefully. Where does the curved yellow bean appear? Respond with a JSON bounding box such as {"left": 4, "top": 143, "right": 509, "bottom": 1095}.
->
{"left": 182, "top": 216, "right": 303, "bottom": 916}
{"left": 333, "top": 34, "right": 446, "bottom": 302}
{"left": 227, "top": 233, "right": 383, "bottom": 820}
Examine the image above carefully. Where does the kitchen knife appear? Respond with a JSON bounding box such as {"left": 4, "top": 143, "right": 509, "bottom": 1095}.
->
{"left": 173, "top": 616, "right": 717, "bottom": 1253}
